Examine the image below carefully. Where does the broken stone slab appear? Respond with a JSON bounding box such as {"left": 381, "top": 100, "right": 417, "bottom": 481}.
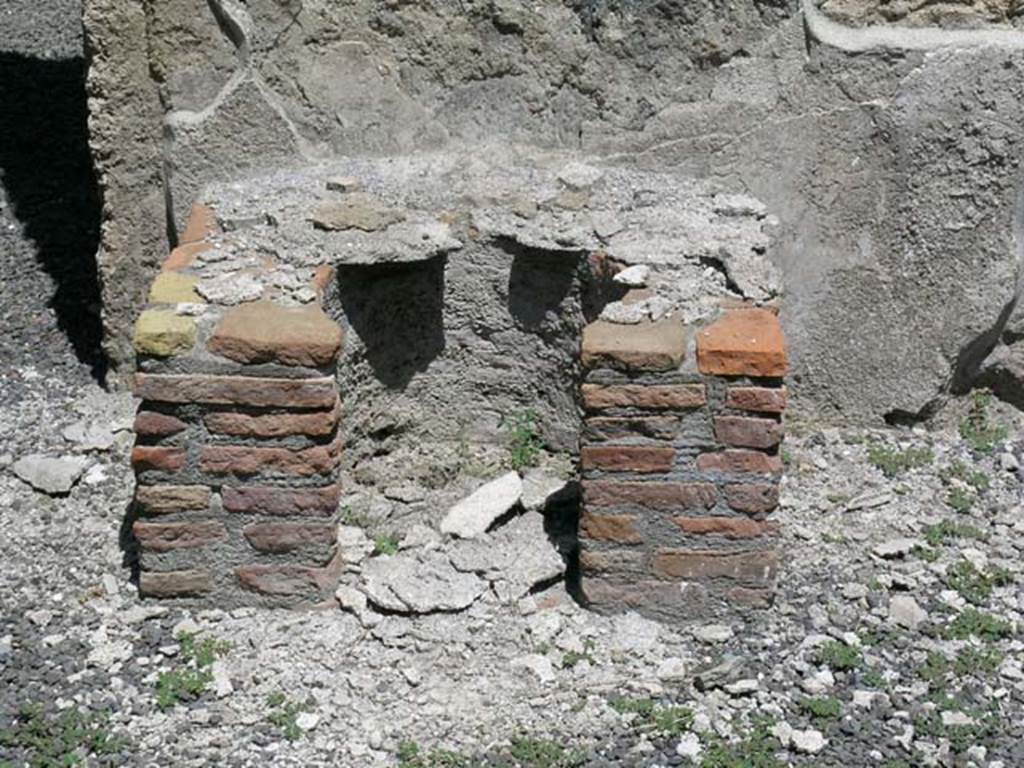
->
{"left": 196, "top": 272, "right": 263, "bottom": 305}
{"left": 359, "top": 551, "right": 486, "bottom": 614}
{"left": 872, "top": 538, "right": 922, "bottom": 559}
{"left": 311, "top": 194, "right": 406, "bottom": 232}
{"left": 62, "top": 422, "right": 116, "bottom": 452}
{"left": 325, "top": 175, "right": 362, "bottom": 193}
{"left": 557, "top": 161, "right": 605, "bottom": 191}
{"left": 13, "top": 455, "right": 91, "bottom": 495}
{"left": 888, "top": 595, "right": 928, "bottom": 630}
{"left": 440, "top": 471, "right": 523, "bottom": 539}
{"left": 520, "top": 467, "right": 573, "bottom": 512}
{"left": 613, "top": 264, "right": 650, "bottom": 287}
{"left": 327, "top": 217, "right": 463, "bottom": 265}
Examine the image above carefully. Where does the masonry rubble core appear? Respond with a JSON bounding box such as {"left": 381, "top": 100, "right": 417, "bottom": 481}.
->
{"left": 128, "top": 155, "right": 787, "bottom": 618}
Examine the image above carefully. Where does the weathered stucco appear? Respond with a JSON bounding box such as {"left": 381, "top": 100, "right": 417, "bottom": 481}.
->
{"left": 83, "top": 0, "right": 1024, "bottom": 423}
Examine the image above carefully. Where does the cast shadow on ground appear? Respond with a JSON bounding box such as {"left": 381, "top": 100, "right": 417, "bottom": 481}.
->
{"left": 0, "top": 53, "right": 105, "bottom": 380}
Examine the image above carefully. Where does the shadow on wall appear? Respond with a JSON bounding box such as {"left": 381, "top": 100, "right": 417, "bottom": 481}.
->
{"left": 0, "top": 53, "right": 105, "bottom": 380}
{"left": 334, "top": 256, "right": 447, "bottom": 389}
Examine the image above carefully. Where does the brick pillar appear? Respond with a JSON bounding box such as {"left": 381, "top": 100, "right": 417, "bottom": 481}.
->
{"left": 578, "top": 308, "right": 786, "bottom": 620}
{"left": 130, "top": 205, "right": 345, "bottom": 607}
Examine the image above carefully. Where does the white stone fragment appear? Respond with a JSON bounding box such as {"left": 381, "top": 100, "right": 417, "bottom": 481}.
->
{"left": 791, "top": 728, "right": 827, "bottom": 754}
{"left": 889, "top": 595, "right": 928, "bottom": 630}
{"left": 441, "top": 471, "right": 523, "bottom": 538}
{"left": 613, "top": 265, "right": 650, "bottom": 287}
{"left": 13, "top": 455, "right": 90, "bottom": 495}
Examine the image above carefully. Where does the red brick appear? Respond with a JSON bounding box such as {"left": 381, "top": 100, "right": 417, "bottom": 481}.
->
{"left": 582, "top": 383, "right": 706, "bottom": 411}
{"left": 134, "top": 411, "right": 188, "bottom": 437}
{"left": 180, "top": 202, "right": 218, "bottom": 244}
{"left": 583, "top": 416, "right": 678, "bottom": 442}
{"left": 578, "top": 549, "right": 647, "bottom": 575}
{"left": 204, "top": 399, "right": 340, "bottom": 438}
{"left": 581, "top": 319, "right": 686, "bottom": 372}
{"left": 697, "top": 309, "right": 786, "bottom": 377}
{"left": 672, "top": 517, "right": 779, "bottom": 538}
{"left": 727, "top": 586, "right": 774, "bottom": 607}
{"left": 581, "top": 577, "right": 692, "bottom": 615}
{"left": 243, "top": 522, "right": 336, "bottom": 553}
{"left": 581, "top": 445, "right": 675, "bottom": 473}
{"left": 132, "top": 446, "right": 186, "bottom": 473}
{"left": 200, "top": 438, "right": 341, "bottom": 477}
{"left": 236, "top": 552, "right": 343, "bottom": 597}
{"left": 579, "top": 512, "right": 642, "bottom": 544}
{"left": 135, "top": 485, "right": 210, "bottom": 515}
{"left": 697, "top": 450, "right": 783, "bottom": 475}
{"left": 222, "top": 485, "right": 340, "bottom": 517}
{"left": 714, "top": 416, "right": 783, "bottom": 449}
{"left": 134, "top": 374, "right": 336, "bottom": 409}
{"left": 584, "top": 480, "right": 717, "bottom": 510}
{"left": 726, "top": 386, "right": 787, "bottom": 414}
{"left": 133, "top": 521, "right": 227, "bottom": 552}
{"left": 652, "top": 549, "right": 778, "bottom": 584}
{"left": 139, "top": 570, "right": 213, "bottom": 597}
{"left": 208, "top": 301, "right": 344, "bottom": 368}
{"left": 162, "top": 241, "right": 212, "bottom": 272}
{"left": 724, "top": 483, "right": 780, "bottom": 516}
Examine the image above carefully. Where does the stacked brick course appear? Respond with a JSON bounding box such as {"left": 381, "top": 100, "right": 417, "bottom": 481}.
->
{"left": 578, "top": 308, "right": 787, "bottom": 619}
{"left": 130, "top": 205, "right": 345, "bottom": 607}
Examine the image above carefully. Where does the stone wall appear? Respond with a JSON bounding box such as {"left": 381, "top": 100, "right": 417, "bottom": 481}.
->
{"left": 82, "top": 0, "right": 1024, "bottom": 424}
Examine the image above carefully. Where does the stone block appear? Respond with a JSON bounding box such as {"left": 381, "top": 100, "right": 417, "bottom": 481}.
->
{"left": 139, "top": 570, "right": 213, "bottom": 598}
{"left": 148, "top": 272, "right": 203, "bottom": 304}
{"left": 725, "top": 386, "right": 787, "bottom": 413}
{"left": 724, "top": 483, "right": 780, "bottom": 516}
{"left": 207, "top": 301, "right": 344, "bottom": 367}
{"left": 133, "top": 521, "right": 227, "bottom": 552}
{"left": 133, "top": 310, "right": 196, "bottom": 357}
{"left": 581, "top": 319, "right": 686, "bottom": 372}
{"left": 714, "top": 416, "right": 784, "bottom": 449}
{"left": 135, "top": 485, "right": 211, "bottom": 515}
{"left": 581, "top": 383, "right": 706, "bottom": 411}
{"left": 696, "top": 309, "right": 786, "bottom": 377}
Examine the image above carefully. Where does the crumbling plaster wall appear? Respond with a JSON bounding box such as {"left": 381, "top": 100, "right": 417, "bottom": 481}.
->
{"left": 84, "top": 0, "right": 1024, "bottom": 424}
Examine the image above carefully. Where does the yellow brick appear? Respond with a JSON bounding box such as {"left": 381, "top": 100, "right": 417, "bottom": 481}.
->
{"left": 148, "top": 272, "right": 203, "bottom": 304}
{"left": 134, "top": 310, "right": 196, "bottom": 357}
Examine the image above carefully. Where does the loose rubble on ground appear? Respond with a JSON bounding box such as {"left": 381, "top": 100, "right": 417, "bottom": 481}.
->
{"left": 2, "top": 359, "right": 1023, "bottom": 767}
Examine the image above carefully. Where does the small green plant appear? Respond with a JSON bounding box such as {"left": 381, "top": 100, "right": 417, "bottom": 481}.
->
{"left": 266, "top": 692, "right": 313, "bottom": 742}
{"left": 943, "top": 608, "right": 1013, "bottom": 641}
{"left": 503, "top": 410, "right": 543, "bottom": 470}
{"left": 155, "top": 632, "right": 231, "bottom": 710}
{"left": 945, "top": 560, "right": 1013, "bottom": 606}
{"left": 861, "top": 668, "right": 886, "bottom": 689}
{"left": 817, "top": 640, "right": 862, "bottom": 671}
{"left": 923, "top": 519, "right": 986, "bottom": 548}
{"left": 867, "top": 443, "right": 934, "bottom": 478}
{"left": 338, "top": 505, "right": 373, "bottom": 528}
{"left": 561, "top": 639, "right": 596, "bottom": 669}
{"left": 946, "top": 487, "right": 974, "bottom": 514}
{"left": 800, "top": 696, "right": 842, "bottom": 720}
{"left": 397, "top": 740, "right": 472, "bottom": 768}
{"left": 373, "top": 534, "right": 400, "bottom": 556}
{"left": 914, "top": 544, "right": 941, "bottom": 563}
{"left": 960, "top": 389, "right": 1008, "bottom": 455}
{"left": 917, "top": 651, "right": 950, "bottom": 690}
{"left": 943, "top": 461, "right": 991, "bottom": 493}
{"left": 700, "top": 716, "right": 783, "bottom": 768}
{"left": 507, "top": 737, "right": 585, "bottom": 768}
{"left": 0, "top": 703, "right": 127, "bottom": 767}
{"left": 954, "top": 646, "right": 1004, "bottom": 676}
{"left": 608, "top": 697, "right": 694, "bottom": 736}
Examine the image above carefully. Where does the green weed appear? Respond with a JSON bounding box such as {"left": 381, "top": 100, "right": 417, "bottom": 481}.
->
{"left": 373, "top": 534, "right": 400, "bottom": 556}
{"left": 266, "top": 692, "right": 313, "bottom": 742}
{"left": 943, "top": 461, "right": 991, "bottom": 493}
{"left": 155, "top": 632, "right": 231, "bottom": 710}
{"left": 945, "top": 487, "right": 974, "bottom": 514}
{"left": 700, "top": 717, "right": 783, "bottom": 768}
{"left": 0, "top": 703, "right": 126, "bottom": 767}
{"left": 507, "top": 737, "right": 585, "bottom": 768}
{"left": 866, "top": 443, "right": 934, "bottom": 478}
{"left": 945, "top": 560, "right": 1013, "bottom": 606}
{"left": 817, "top": 640, "right": 862, "bottom": 671}
{"left": 943, "top": 608, "right": 1013, "bottom": 641}
{"left": 923, "top": 519, "right": 986, "bottom": 548}
{"left": 959, "top": 390, "right": 1008, "bottom": 455}
{"left": 503, "top": 410, "right": 543, "bottom": 471}
{"left": 800, "top": 696, "right": 842, "bottom": 720}
{"left": 608, "top": 697, "right": 693, "bottom": 736}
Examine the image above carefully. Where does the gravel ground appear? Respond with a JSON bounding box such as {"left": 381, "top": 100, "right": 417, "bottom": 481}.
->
{"left": 1, "top": 368, "right": 1022, "bottom": 768}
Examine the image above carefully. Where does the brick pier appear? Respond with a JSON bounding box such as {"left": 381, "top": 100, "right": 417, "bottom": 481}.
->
{"left": 578, "top": 308, "right": 787, "bottom": 619}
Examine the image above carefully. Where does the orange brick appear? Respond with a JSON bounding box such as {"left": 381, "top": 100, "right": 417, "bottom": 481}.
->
{"left": 697, "top": 309, "right": 786, "bottom": 377}
{"left": 134, "top": 374, "right": 337, "bottom": 409}
{"left": 162, "top": 241, "right": 212, "bottom": 272}
{"left": 652, "top": 549, "right": 778, "bottom": 585}
{"left": 714, "top": 416, "right": 784, "bottom": 449}
{"left": 139, "top": 570, "right": 213, "bottom": 597}
{"left": 243, "top": 522, "right": 337, "bottom": 553}
{"left": 204, "top": 399, "right": 340, "bottom": 438}
{"left": 132, "top": 446, "right": 186, "bottom": 473}
{"left": 725, "top": 386, "right": 787, "bottom": 414}
{"left": 207, "top": 301, "right": 344, "bottom": 368}
{"left": 180, "top": 203, "right": 218, "bottom": 244}
{"left": 222, "top": 485, "right": 341, "bottom": 517}
{"left": 579, "top": 512, "right": 643, "bottom": 543}
{"left": 134, "top": 411, "right": 188, "bottom": 437}
{"left": 724, "top": 483, "right": 780, "bottom": 516}
{"left": 697, "top": 450, "right": 783, "bottom": 474}
{"left": 584, "top": 480, "right": 716, "bottom": 510}
{"left": 135, "top": 485, "right": 210, "bottom": 515}
{"left": 200, "top": 439, "right": 341, "bottom": 478}
{"left": 133, "top": 521, "right": 227, "bottom": 552}
{"left": 581, "top": 445, "right": 675, "bottom": 473}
